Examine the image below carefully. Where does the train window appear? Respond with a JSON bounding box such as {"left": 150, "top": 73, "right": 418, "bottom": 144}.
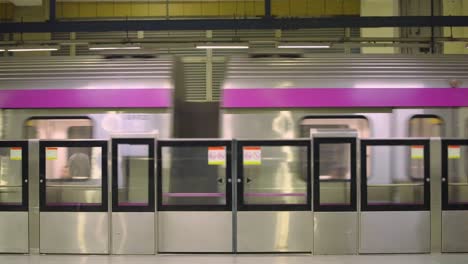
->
{"left": 25, "top": 117, "right": 92, "bottom": 139}
{"left": 361, "top": 139, "right": 430, "bottom": 211}
{"left": 301, "top": 116, "right": 369, "bottom": 180}
{"left": 409, "top": 115, "right": 444, "bottom": 181}
{"left": 409, "top": 115, "right": 444, "bottom": 138}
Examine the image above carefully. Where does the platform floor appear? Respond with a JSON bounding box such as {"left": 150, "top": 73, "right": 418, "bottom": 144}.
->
{"left": 0, "top": 254, "right": 467, "bottom": 264}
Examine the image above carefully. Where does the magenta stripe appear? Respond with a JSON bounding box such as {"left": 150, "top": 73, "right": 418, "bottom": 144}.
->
{"left": 0, "top": 88, "right": 171, "bottom": 108}
{"left": 244, "top": 192, "right": 306, "bottom": 197}
{"left": 46, "top": 202, "right": 102, "bottom": 206}
{"left": 118, "top": 202, "right": 149, "bottom": 206}
{"left": 222, "top": 88, "right": 468, "bottom": 108}
{"left": 163, "top": 192, "right": 225, "bottom": 197}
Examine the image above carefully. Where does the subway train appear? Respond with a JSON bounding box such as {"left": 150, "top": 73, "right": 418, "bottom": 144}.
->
{"left": 0, "top": 54, "right": 467, "bottom": 255}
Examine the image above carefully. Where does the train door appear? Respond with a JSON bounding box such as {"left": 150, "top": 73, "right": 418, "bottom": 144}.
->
{"left": 441, "top": 139, "right": 468, "bottom": 252}
{"left": 39, "top": 140, "right": 109, "bottom": 254}
{"left": 236, "top": 139, "right": 312, "bottom": 253}
{"left": 157, "top": 139, "right": 233, "bottom": 253}
{"left": 0, "top": 141, "right": 29, "bottom": 253}
{"left": 360, "top": 139, "right": 431, "bottom": 253}
{"left": 111, "top": 138, "right": 155, "bottom": 254}
{"left": 312, "top": 134, "right": 357, "bottom": 254}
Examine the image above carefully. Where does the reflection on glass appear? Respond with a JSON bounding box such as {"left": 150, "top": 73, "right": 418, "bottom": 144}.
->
{"left": 0, "top": 147, "right": 23, "bottom": 206}
{"left": 45, "top": 147, "right": 102, "bottom": 206}
{"left": 447, "top": 145, "right": 468, "bottom": 205}
{"left": 243, "top": 146, "right": 307, "bottom": 205}
{"left": 366, "top": 145, "right": 424, "bottom": 206}
{"left": 319, "top": 143, "right": 351, "bottom": 206}
{"left": 161, "top": 146, "right": 226, "bottom": 206}
{"left": 117, "top": 144, "right": 150, "bottom": 207}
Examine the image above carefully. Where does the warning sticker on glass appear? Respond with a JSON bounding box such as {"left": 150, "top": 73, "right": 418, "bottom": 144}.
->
{"left": 46, "top": 147, "right": 58, "bottom": 160}
{"left": 243, "top": 146, "right": 261, "bottom": 165}
{"left": 411, "top": 145, "right": 424, "bottom": 159}
{"left": 208, "top": 146, "right": 226, "bottom": 165}
{"left": 10, "top": 147, "right": 22, "bottom": 160}
{"left": 448, "top": 145, "right": 461, "bottom": 159}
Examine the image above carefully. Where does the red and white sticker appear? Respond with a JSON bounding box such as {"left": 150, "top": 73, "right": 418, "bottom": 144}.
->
{"left": 448, "top": 145, "right": 461, "bottom": 159}
{"left": 411, "top": 145, "right": 424, "bottom": 159}
{"left": 208, "top": 146, "right": 226, "bottom": 165}
{"left": 243, "top": 146, "right": 261, "bottom": 165}
{"left": 10, "top": 147, "right": 22, "bottom": 161}
{"left": 46, "top": 147, "right": 58, "bottom": 160}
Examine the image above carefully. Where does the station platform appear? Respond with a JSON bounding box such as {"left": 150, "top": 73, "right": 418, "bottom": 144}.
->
{"left": 0, "top": 254, "right": 467, "bottom": 264}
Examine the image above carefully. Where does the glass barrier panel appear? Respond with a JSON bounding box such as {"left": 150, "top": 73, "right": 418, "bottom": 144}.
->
{"left": 319, "top": 143, "right": 351, "bottom": 207}
{"left": 0, "top": 147, "right": 23, "bottom": 206}
{"left": 447, "top": 145, "right": 468, "bottom": 205}
{"left": 45, "top": 146, "right": 102, "bottom": 206}
{"left": 117, "top": 144, "right": 150, "bottom": 207}
{"left": 161, "top": 146, "right": 227, "bottom": 206}
{"left": 366, "top": 145, "right": 425, "bottom": 207}
{"left": 242, "top": 146, "right": 308, "bottom": 205}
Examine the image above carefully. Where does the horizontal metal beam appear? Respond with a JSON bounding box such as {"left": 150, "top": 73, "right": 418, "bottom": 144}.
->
{"left": 0, "top": 16, "right": 467, "bottom": 33}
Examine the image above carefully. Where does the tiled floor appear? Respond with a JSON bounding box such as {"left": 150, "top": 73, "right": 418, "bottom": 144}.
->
{"left": 0, "top": 254, "right": 467, "bottom": 264}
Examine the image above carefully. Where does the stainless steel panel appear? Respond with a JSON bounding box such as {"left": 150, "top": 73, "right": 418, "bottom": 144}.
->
{"left": 442, "top": 211, "right": 468, "bottom": 253}
{"left": 314, "top": 212, "right": 357, "bottom": 255}
{"left": 222, "top": 56, "right": 468, "bottom": 90}
{"left": 430, "top": 138, "right": 442, "bottom": 253}
{"left": 158, "top": 212, "right": 232, "bottom": 253}
{"left": 112, "top": 212, "right": 155, "bottom": 255}
{"left": 237, "top": 211, "right": 312, "bottom": 252}
{"left": 40, "top": 212, "right": 109, "bottom": 254}
{"left": 360, "top": 211, "right": 430, "bottom": 253}
{"left": 28, "top": 140, "right": 40, "bottom": 254}
{"left": 0, "top": 212, "right": 29, "bottom": 253}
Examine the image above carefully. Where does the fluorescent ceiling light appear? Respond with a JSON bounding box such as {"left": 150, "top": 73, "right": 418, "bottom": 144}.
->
{"left": 277, "top": 43, "right": 331, "bottom": 49}
{"left": 196, "top": 43, "right": 249, "bottom": 49}
{"left": 7, "top": 45, "right": 59, "bottom": 52}
{"left": 89, "top": 44, "right": 141, "bottom": 50}
{"left": 0, "top": 49, "right": 4, "bottom": 52}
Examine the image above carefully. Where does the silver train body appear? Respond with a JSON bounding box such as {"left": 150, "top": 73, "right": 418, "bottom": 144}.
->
{"left": 220, "top": 55, "right": 468, "bottom": 254}
{"left": 0, "top": 55, "right": 467, "bottom": 255}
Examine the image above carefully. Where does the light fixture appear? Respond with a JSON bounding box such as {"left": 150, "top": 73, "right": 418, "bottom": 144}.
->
{"left": 277, "top": 43, "right": 331, "bottom": 49}
{"left": 88, "top": 43, "right": 142, "bottom": 51}
{"left": 7, "top": 45, "right": 60, "bottom": 52}
{"left": 196, "top": 43, "right": 249, "bottom": 49}
{"left": 0, "top": 48, "right": 5, "bottom": 52}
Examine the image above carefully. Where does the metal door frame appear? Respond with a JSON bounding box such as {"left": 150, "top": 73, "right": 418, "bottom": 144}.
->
{"left": 156, "top": 139, "right": 233, "bottom": 253}
{"left": 236, "top": 139, "right": 312, "bottom": 253}
{"left": 111, "top": 137, "right": 156, "bottom": 254}
{"left": 441, "top": 138, "right": 468, "bottom": 252}
{"left": 359, "top": 138, "right": 431, "bottom": 254}
{"left": 312, "top": 135, "right": 358, "bottom": 254}
{"left": 0, "top": 141, "right": 29, "bottom": 253}
{"left": 38, "top": 139, "right": 109, "bottom": 254}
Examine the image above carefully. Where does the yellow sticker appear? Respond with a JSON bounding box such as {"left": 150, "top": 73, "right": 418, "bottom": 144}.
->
{"left": 208, "top": 146, "right": 226, "bottom": 165}
{"left": 411, "top": 146, "right": 424, "bottom": 159}
{"left": 46, "top": 147, "right": 58, "bottom": 160}
{"left": 448, "top": 146, "right": 461, "bottom": 159}
{"left": 10, "top": 147, "right": 22, "bottom": 160}
{"left": 243, "top": 146, "right": 261, "bottom": 165}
